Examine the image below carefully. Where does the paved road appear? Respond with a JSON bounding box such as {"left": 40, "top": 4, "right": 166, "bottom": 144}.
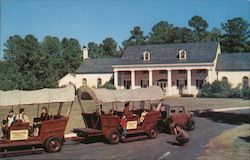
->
{"left": 9, "top": 115, "right": 240, "bottom": 160}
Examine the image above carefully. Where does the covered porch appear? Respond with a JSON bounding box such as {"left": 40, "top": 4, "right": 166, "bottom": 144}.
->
{"left": 113, "top": 67, "right": 213, "bottom": 96}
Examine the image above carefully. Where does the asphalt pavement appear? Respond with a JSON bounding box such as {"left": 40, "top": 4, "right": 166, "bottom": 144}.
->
{"left": 4, "top": 109, "right": 249, "bottom": 160}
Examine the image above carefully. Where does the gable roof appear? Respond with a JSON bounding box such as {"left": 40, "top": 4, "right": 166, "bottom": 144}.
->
{"left": 75, "top": 58, "right": 120, "bottom": 73}
{"left": 114, "top": 41, "right": 219, "bottom": 65}
{"left": 217, "top": 53, "right": 250, "bottom": 71}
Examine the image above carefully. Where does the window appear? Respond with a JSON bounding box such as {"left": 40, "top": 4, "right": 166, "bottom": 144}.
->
{"left": 159, "top": 70, "right": 167, "bottom": 74}
{"left": 242, "top": 77, "right": 249, "bottom": 88}
{"left": 178, "top": 70, "right": 186, "bottom": 74}
{"left": 124, "top": 71, "right": 130, "bottom": 75}
{"left": 156, "top": 79, "right": 167, "bottom": 90}
{"left": 143, "top": 51, "right": 151, "bottom": 61}
{"left": 142, "top": 71, "right": 148, "bottom": 75}
{"left": 82, "top": 78, "right": 87, "bottom": 86}
{"left": 123, "top": 80, "right": 131, "bottom": 89}
{"left": 97, "top": 78, "right": 102, "bottom": 88}
{"left": 222, "top": 76, "right": 228, "bottom": 81}
{"left": 196, "top": 80, "right": 204, "bottom": 89}
{"left": 140, "top": 80, "right": 149, "bottom": 88}
{"left": 197, "top": 70, "right": 206, "bottom": 74}
{"left": 179, "top": 50, "right": 186, "bottom": 60}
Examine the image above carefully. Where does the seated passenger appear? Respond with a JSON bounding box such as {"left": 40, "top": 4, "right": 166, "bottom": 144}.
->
{"left": 16, "top": 108, "right": 30, "bottom": 123}
{"left": 0, "top": 127, "right": 3, "bottom": 140}
{"left": 6, "top": 109, "right": 16, "bottom": 127}
{"left": 107, "top": 109, "right": 116, "bottom": 116}
{"left": 151, "top": 105, "right": 157, "bottom": 111}
{"left": 40, "top": 107, "right": 49, "bottom": 121}
{"left": 139, "top": 110, "right": 147, "bottom": 124}
{"left": 123, "top": 102, "right": 133, "bottom": 119}
{"left": 1, "top": 109, "right": 16, "bottom": 139}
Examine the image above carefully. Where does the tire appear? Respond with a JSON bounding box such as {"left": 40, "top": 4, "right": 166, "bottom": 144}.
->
{"left": 108, "top": 131, "right": 120, "bottom": 144}
{"left": 148, "top": 128, "right": 157, "bottom": 139}
{"left": 186, "top": 120, "right": 195, "bottom": 131}
{"left": 44, "top": 137, "right": 63, "bottom": 153}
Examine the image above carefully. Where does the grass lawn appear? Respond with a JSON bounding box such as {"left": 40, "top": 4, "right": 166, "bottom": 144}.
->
{"left": 197, "top": 124, "right": 250, "bottom": 160}
{"left": 0, "top": 97, "right": 249, "bottom": 133}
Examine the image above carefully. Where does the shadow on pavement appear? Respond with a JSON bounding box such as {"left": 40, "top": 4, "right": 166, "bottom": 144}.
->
{"left": 166, "top": 141, "right": 183, "bottom": 146}
{"left": 194, "top": 111, "right": 250, "bottom": 125}
{"left": 238, "top": 136, "right": 250, "bottom": 143}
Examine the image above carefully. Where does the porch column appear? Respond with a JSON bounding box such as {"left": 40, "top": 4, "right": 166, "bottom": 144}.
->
{"left": 208, "top": 69, "right": 212, "bottom": 84}
{"left": 131, "top": 70, "right": 135, "bottom": 89}
{"left": 114, "top": 71, "right": 118, "bottom": 89}
{"left": 148, "top": 70, "right": 153, "bottom": 86}
{"left": 187, "top": 69, "right": 191, "bottom": 94}
{"left": 167, "top": 69, "right": 172, "bottom": 95}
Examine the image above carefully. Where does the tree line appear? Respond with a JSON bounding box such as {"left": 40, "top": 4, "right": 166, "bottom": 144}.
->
{"left": 0, "top": 15, "right": 249, "bottom": 91}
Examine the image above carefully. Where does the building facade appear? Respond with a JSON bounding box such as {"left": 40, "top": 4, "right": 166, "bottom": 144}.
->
{"left": 59, "top": 42, "right": 250, "bottom": 96}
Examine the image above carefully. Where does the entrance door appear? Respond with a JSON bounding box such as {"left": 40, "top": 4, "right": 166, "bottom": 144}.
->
{"left": 177, "top": 79, "right": 187, "bottom": 95}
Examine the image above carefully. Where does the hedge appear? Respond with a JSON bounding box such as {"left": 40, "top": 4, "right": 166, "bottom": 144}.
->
{"left": 198, "top": 80, "right": 249, "bottom": 98}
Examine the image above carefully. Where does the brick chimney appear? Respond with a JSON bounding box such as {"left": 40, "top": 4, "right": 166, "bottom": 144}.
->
{"left": 82, "top": 47, "right": 89, "bottom": 61}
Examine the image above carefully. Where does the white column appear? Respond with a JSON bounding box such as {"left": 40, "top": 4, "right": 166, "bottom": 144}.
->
{"left": 187, "top": 69, "right": 191, "bottom": 94}
{"left": 131, "top": 70, "right": 135, "bottom": 89}
{"left": 114, "top": 71, "right": 118, "bottom": 89}
{"left": 148, "top": 70, "right": 153, "bottom": 86}
{"left": 208, "top": 69, "right": 212, "bottom": 84}
{"left": 167, "top": 70, "right": 172, "bottom": 96}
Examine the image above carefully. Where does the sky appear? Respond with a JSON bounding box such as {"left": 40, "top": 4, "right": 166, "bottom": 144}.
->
{"left": 1, "top": 0, "right": 250, "bottom": 59}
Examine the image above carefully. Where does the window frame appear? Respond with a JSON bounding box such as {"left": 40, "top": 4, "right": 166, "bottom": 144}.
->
{"left": 179, "top": 50, "right": 187, "bottom": 60}
{"left": 143, "top": 51, "right": 151, "bottom": 61}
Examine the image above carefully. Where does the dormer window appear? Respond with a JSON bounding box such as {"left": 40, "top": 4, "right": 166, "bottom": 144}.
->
{"left": 179, "top": 50, "right": 186, "bottom": 60}
{"left": 143, "top": 51, "right": 151, "bottom": 61}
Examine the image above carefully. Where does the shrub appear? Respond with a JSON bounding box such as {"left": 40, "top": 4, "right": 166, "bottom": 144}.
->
{"left": 229, "top": 88, "right": 241, "bottom": 98}
{"left": 242, "top": 87, "right": 250, "bottom": 98}
{"left": 199, "top": 80, "right": 238, "bottom": 98}
{"left": 100, "top": 81, "right": 116, "bottom": 90}
{"left": 211, "top": 80, "right": 231, "bottom": 93}
{"left": 198, "top": 83, "right": 212, "bottom": 97}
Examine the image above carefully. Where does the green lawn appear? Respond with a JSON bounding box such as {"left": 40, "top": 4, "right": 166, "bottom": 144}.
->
{"left": 197, "top": 124, "right": 250, "bottom": 160}
{"left": 0, "top": 97, "right": 249, "bottom": 134}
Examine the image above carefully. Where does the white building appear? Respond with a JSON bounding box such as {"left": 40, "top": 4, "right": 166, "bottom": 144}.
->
{"left": 59, "top": 42, "right": 250, "bottom": 96}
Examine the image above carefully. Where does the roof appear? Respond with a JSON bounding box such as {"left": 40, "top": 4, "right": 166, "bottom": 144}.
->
{"left": 78, "top": 86, "right": 164, "bottom": 103}
{"left": 76, "top": 42, "right": 219, "bottom": 74}
{"left": 114, "top": 41, "right": 219, "bottom": 65}
{"left": 0, "top": 85, "right": 75, "bottom": 106}
{"left": 76, "top": 58, "right": 120, "bottom": 73}
{"left": 217, "top": 53, "right": 250, "bottom": 71}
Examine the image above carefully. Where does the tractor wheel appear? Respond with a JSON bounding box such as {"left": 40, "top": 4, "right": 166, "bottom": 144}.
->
{"left": 148, "top": 128, "right": 157, "bottom": 139}
{"left": 108, "top": 131, "right": 120, "bottom": 144}
{"left": 44, "top": 137, "right": 63, "bottom": 153}
{"left": 186, "top": 120, "right": 195, "bottom": 131}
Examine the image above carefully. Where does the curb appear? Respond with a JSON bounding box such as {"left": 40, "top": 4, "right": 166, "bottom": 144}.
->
{"left": 212, "top": 106, "right": 250, "bottom": 112}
